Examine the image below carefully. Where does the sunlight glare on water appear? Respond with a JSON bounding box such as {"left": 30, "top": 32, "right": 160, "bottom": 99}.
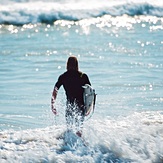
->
{"left": 0, "top": 0, "right": 163, "bottom": 162}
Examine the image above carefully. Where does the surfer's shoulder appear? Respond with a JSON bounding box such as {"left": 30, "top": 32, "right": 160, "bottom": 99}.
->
{"left": 58, "top": 71, "right": 67, "bottom": 80}
{"left": 78, "top": 71, "right": 87, "bottom": 78}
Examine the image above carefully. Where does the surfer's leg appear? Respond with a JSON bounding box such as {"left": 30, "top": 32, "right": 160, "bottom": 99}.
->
{"left": 65, "top": 110, "right": 74, "bottom": 130}
{"left": 75, "top": 109, "right": 85, "bottom": 137}
{"left": 65, "top": 102, "right": 77, "bottom": 130}
{"left": 76, "top": 131, "right": 82, "bottom": 137}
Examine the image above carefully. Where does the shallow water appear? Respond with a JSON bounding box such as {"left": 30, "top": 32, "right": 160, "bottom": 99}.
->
{"left": 0, "top": 0, "right": 163, "bottom": 162}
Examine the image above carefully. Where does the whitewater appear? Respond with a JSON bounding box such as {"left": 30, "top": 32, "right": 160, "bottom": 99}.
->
{"left": 1, "top": 112, "right": 163, "bottom": 162}
{"left": 0, "top": 0, "right": 163, "bottom": 25}
{"left": 0, "top": 0, "right": 163, "bottom": 162}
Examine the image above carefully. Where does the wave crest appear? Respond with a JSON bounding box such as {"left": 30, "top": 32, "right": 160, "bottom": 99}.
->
{"left": 0, "top": 1, "right": 163, "bottom": 25}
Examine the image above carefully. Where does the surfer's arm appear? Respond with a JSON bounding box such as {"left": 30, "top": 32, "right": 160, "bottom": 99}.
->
{"left": 83, "top": 73, "right": 91, "bottom": 86}
{"left": 51, "top": 87, "right": 58, "bottom": 115}
{"left": 51, "top": 75, "right": 63, "bottom": 114}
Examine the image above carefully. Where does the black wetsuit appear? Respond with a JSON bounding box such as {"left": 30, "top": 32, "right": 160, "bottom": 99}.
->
{"left": 55, "top": 70, "right": 91, "bottom": 129}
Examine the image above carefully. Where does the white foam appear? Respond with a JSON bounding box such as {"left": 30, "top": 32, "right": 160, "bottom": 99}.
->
{"left": 0, "top": 111, "right": 163, "bottom": 162}
{"left": 0, "top": 0, "right": 163, "bottom": 25}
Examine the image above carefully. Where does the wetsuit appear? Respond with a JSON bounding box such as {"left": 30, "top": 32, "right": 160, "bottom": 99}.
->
{"left": 55, "top": 70, "right": 91, "bottom": 130}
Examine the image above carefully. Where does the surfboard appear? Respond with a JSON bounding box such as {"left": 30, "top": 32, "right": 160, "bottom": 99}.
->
{"left": 82, "top": 84, "right": 96, "bottom": 116}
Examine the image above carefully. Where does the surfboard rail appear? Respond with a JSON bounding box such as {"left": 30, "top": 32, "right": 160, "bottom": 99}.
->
{"left": 82, "top": 84, "right": 96, "bottom": 116}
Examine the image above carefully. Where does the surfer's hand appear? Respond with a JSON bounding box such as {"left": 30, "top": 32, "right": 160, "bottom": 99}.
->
{"left": 51, "top": 95, "right": 57, "bottom": 115}
{"left": 52, "top": 107, "right": 57, "bottom": 115}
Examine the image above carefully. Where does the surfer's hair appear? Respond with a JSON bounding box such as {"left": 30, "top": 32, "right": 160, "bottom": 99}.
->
{"left": 67, "top": 56, "right": 79, "bottom": 71}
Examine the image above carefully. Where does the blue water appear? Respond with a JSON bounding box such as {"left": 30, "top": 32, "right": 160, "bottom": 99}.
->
{"left": 0, "top": 0, "right": 163, "bottom": 162}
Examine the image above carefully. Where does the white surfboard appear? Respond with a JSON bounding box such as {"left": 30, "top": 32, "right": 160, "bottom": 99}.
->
{"left": 82, "top": 84, "right": 96, "bottom": 116}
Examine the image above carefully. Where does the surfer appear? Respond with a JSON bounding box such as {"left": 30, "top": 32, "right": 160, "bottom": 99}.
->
{"left": 51, "top": 56, "right": 91, "bottom": 137}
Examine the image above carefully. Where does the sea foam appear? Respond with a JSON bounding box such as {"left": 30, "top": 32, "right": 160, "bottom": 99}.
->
{"left": 0, "top": 111, "right": 163, "bottom": 163}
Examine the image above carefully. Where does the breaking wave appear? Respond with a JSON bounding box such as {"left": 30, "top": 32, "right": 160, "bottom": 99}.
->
{"left": 0, "top": 0, "right": 163, "bottom": 25}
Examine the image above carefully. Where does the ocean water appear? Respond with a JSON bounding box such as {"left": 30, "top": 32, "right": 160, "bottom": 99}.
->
{"left": 0, "top": 0, "right": 163, "bottom": 162}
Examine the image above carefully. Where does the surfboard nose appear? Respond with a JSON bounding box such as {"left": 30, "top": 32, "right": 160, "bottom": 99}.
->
{"left": 82, "top": 84, "right": 89, "bottom": 89}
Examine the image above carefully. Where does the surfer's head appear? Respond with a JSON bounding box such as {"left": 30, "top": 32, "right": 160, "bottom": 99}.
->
{"left": 67, "top": 56, "right": 79, "bottom": 71}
